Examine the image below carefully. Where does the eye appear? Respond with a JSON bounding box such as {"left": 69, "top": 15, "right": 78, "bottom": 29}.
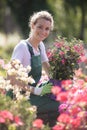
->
{"left": 45, "top": 27, "right": 50, "bottom": 31}
{"left": 37, "top": 25, "right": 43, "bottom": 29}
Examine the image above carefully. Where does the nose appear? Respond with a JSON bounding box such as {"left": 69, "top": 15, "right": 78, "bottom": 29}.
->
{"left": 41, "top": 28, "right": 48, "bottom": 35}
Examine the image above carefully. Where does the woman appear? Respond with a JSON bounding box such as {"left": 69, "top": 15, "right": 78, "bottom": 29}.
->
{"left": 11, "top": 11, "right": 60, "bottom": 127}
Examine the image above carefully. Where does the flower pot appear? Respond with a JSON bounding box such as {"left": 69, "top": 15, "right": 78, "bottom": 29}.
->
{"left": 48, "top": 79, "right": 64, "bottom": 100}
{"left": 49, "top": 79, "right": 62, "bottom": 87}
{"left": 48, "top": 78, "right": 70, "bottom": 100}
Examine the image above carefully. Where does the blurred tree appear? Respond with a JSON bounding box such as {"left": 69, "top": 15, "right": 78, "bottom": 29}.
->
{"left": 0, "top": 0, "right": 7, "bottom": 31}
{"left": 6, "top": 0, "right": 53, "bottom": 37}
{"left": 46, "top": 0, "right": 78, "bottom": 40}
{"left": 1, "top": 0, "right": 87, "bottom": 42}
{"left": 63, "top": 0, "right": 87, "bottom": 40}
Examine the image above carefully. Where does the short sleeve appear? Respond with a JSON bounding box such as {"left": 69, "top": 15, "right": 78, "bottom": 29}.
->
{"left": 11, "top": 43, "right": 24, "bottom": 63}
{"left": 11, "top": 40, "right": 31, "bottom": 67}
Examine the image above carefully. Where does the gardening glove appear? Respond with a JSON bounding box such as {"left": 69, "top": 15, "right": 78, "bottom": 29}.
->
{"left": 34, "top": 82, "right": 52, "bottom": 96}
{"left": 28, "top": 85, "right": 43, "bottom": 96}
{"left": 34, "top": 87, "right": 43, "bottom": 96}
{"left": 29, "top": 82, "right": 52, "bottom": 96}
{"left": 40, "top": 83, "right": 52, "bottom": 96}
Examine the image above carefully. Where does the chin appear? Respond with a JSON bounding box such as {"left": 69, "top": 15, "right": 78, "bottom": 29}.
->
{"left": 38, "top": 38, "right": 44, "bottom": 41}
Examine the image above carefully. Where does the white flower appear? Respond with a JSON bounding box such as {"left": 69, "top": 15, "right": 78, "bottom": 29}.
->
{"left": 28, "top": 76, "right": 35, "bottom": 84}
{"left": 27, "top": 65, "right": 31, "bottom": 72}
{"left": 7, "top": 68, "right": 17, "bottom": 75}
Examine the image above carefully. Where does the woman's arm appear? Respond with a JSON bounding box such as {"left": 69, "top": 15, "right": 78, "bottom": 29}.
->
{"left": 42, "top": 61, "right": 50, "bottom": 77}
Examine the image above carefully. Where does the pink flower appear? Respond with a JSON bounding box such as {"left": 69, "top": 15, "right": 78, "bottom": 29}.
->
{"left": 46, "top": 49, "right": 53, "bottom": 59}
{"left": 80, "top": 55, "right": 87, "bottom": 62}
{"left": 69, "top": 106, "right": 81, "bottom": 116}
{"left": 51, "top": 86, "right": 61, "bottom": 96}
{"left": 70, "top": 117, "right": 81, "bottom": 128}
{"left": 0, "top": 110, "right": 13, "bottom": 121}
{"left": 73, "top": 44, "right": 84, "bottom": 55}
{"left": 69, "top": 87, "right": 78, "bottom": 94}
{"left": 57, "top": 113, "right": 70, "bottom": 123}
{"left": 0, "top": 117, "right": 5, "bottom": 123}
{"left": 0, "top": 59, "right": 5, "bottom": 68}
{"left": 76, "top": 79, "right": 84, "bottom": 86}
{"left": 14, "top": 116, "right": 23, "bottom": 126}
{"left": 54, "top": 42, "right": 64, "bottom": 48}
{"left": 75, "top": 93, "right": 87, "bottom": 102}
{"left": 32, "top": 119, "right": 43, "bottom": 129}
{"left": 61, "top": 59, "right": 65, "bottom": 64}
{"left": 74, "top": 68, "right": 83, "bottom": 77}
{"left": 61, "top": 80, "right": 72, "bottom": 86}
{"left": 52, "top": 124, "right": 65, "bottom": 130}
{"left": 59, "top": 103, "right": 68, "bottom": 113}
{"left": 56, "top": 92, "right": 68, "bottom": 102}
{"left": 59, "top": 51, "right": 65, "bottom": 56}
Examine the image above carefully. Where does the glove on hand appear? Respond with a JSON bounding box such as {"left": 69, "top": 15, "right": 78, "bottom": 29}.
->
{"left": 30, "top": 83, "right": 52, "bottom": 96}
{"left": 34, "top": 87, "right": 43, "bottom": 96}
{"left": 40, "top": 83, "right": 52, "bottom": 96}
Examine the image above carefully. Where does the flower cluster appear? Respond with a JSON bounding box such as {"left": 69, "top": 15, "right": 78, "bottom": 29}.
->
{"left": 0, "top": 59, "right": 48, "bottom": 130}
{"left": 0, "top": 59, "right": 36, "bottom": 100}
{"left": 47, "top": 36, "right": 85, "bottom": 80}
{"left": 6, "top": 59, "right": 35, "bottom": 99}
{"left": 7, "top": 59, "right": 35, "bottom": 85}
{"left": 52, "top": 69, "right": 87, "bottom": 130}
{"left": 0, "top": 110, "right": 23, "bottom": 129}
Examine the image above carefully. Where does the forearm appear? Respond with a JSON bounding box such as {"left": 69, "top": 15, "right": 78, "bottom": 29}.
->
{"left": 42, "top": 62, "right": 50, "bottom": 77}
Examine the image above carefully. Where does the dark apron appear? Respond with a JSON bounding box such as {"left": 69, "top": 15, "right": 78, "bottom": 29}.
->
{"left": 27, "top": 44, "right": 59, "bottom": 125}
{"left": 27, "top": 43, "right": 42, "bottom": 87}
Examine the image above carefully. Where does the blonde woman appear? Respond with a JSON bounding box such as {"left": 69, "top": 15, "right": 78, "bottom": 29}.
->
{"left": 11, "top": 11, "right": 60, "bottom": 127}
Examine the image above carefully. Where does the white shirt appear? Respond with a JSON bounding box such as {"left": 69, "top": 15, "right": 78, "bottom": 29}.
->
{"left": 11, "top": 39, "right": 48, "bottom": 67}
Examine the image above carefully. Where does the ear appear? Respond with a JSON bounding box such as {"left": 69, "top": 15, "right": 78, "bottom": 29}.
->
{"left": 31, "top": 23, "right": 35, "bottom": 29}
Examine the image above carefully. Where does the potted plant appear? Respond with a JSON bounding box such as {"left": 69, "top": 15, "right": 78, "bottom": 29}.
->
{"left": 47, "top": 36, "right": 85, "bottom": 84}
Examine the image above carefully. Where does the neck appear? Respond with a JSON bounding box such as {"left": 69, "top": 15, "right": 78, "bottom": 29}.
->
{"left": 28, "top": 37, "right": 40, "bottom": 49}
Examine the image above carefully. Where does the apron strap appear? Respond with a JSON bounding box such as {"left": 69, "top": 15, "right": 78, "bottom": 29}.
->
{"left": 26, "top": 43, "right": 34, "bottom": 56}
{"left": 26, "top": 42, "right": 42, "bottom": 87}
{"left": 26, "top": 42, "right": 41, "bottom": 56}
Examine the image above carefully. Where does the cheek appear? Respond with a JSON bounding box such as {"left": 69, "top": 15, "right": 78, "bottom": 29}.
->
{"left": 46, "top": 31, "right": 50, "bottom": 36}
{"left": 33, "top": 29, "right": 38, "bottom": 35}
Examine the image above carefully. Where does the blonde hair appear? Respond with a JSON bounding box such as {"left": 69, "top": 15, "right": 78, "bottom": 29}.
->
{"left": 29, "top": 10, "right": 54, "bottom": 30}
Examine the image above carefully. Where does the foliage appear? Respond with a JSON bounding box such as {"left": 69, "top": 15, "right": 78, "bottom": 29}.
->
{"left": 0, "top": 0, "right": 7, "bottom": 30}
{"left": 0, "top": 46, "right": 12, "bottom": 61}
{"left": 0, "top": 94, "right": 36, "bottom": 130}
{"left": 47, "top": 36, "right": 85, "bottom": 80}
{"left": 63, "top": 0, "right": 87, "bottom": 40}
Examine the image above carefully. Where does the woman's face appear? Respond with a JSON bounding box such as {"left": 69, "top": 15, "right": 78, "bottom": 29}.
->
{"left": 31, "top": 18, "right": 51, "bottom": 41}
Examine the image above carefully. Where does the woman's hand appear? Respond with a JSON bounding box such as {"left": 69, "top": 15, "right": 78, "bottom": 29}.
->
{"left": 29, "top": 82, "right": 52, "bottom": 96}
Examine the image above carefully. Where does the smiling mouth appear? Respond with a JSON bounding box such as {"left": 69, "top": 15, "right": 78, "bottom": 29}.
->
{"left": 39, "top": 34, "right": 46, "bottom": 38}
